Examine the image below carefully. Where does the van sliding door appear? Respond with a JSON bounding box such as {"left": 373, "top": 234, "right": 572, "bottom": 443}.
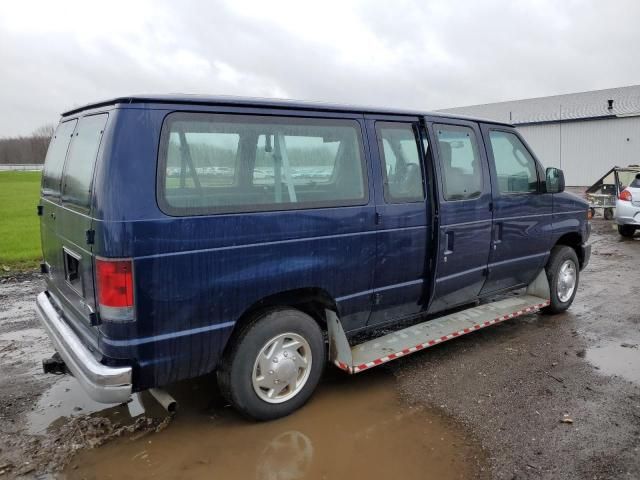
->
{"left": 426, "top": 118, "right": 492, "bottom": 313}
{"left": 365, "top": 116, "right": 431, "bottom": 326}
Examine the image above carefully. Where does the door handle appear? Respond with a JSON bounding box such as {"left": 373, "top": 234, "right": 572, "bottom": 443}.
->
{"left": 444, "top": 231, "right": 454, "bottom": 256}
{"left": 492, "top": 223, "right": 503, "bottom": 250}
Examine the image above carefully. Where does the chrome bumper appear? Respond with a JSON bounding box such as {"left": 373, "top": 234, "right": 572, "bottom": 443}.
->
{"left": 35, "top": 292, "right": 132, "bottom": 404}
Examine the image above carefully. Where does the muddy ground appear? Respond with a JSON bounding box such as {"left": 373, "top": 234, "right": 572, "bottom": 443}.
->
{"left": 0, "top": 218, "right": 638, "bottom": 479}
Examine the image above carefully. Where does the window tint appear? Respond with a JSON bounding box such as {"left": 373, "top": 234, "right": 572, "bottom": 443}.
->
{"left": 159, "top": 113, "right": 367, "bottom": 214}
{"left": 489, "top": 131, "right": 538, "bottom": 194}
{"left": 376, "top": 122, "right": 425, "bottom": 202}
{"left": 253, "top": 134, "right": 341, "bottom": 187}
{"left": 435, "top": 124, "right": 483, "bottom": 201}
{"left": 166, "top": 131, "right": 239, "bottom": 188}
{"left": 42, "top": 120, "right": 77, "bottom": 197}
{"left": 61, "top": 114, "right": 108, "bottom": 208}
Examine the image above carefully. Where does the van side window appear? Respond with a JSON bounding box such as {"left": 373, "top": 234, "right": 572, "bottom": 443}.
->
{"left": 254, "top": 134, "right": 340, "bottom": 187}
{"left": 159, "top": 113, "right": 367, "bottom": 215}
{"left": 61, "top": 114, "right": 108, "bottom": 208}
{"left": 435, "top": 124, "right": 483, "bottom": 201}
{"left": 376, "top": 122, "right": 425, "bottom": 203}
{"left": 489, "top": 131, "right": 538, "bottom": 194}
{"left": 42, "top": 120, "right": 77, "bottom": 198}
{"left": 166, "top": 131, "right": 239, "bottom": 188}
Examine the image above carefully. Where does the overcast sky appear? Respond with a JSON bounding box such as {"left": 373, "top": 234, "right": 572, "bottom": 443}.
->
{"left": 1, "top": 0, "right": 639, "bottom": 136}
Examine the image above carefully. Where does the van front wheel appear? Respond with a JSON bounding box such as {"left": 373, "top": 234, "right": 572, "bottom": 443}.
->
{"left": 217, "top": 308, "right": 325, "bottom": 421}
{"left": 542, "top": 246, "right": 579, "bottom": 314}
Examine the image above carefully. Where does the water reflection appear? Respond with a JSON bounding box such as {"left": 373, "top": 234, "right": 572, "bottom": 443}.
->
{"left": 256, "top": 431, "right": 314, "bottom": 480}
{"left": 65, "top": 372, "right": 486, "bottom": 480}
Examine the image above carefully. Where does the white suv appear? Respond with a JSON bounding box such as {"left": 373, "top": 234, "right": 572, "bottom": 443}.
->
{"left": 616, "top": 172, "right": 640, "bottom": 237}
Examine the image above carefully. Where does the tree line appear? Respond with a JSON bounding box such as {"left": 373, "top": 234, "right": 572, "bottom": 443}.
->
{"left": 0, "top": 125, "right": 54, "bottom": 165}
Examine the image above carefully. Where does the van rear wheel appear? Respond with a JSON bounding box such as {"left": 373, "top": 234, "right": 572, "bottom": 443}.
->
{"left": 217, "top": 308, "right": 325, "bottom": 421}
{"left": 542, "top": 246, "right": 579, "bottom": 314}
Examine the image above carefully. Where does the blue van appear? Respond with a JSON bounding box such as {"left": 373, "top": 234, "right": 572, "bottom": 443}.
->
{"left": 36, "top": 95, "right": 590, "bottom": 420}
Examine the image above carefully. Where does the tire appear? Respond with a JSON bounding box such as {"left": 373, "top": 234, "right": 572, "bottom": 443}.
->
{"left": 604, "top": 208, "right": 614, "bottom": 220}
{"left": 217, "top": 308, "right": 325, "bottom": 421}
{"left": 542, "top": 246, "right": 580, "bottom": 314}
{"left": 618, "top": 224, "right": 636, "bottom": 238}
{"left": 588, "top": 207, "right": 596, "bottom": 220}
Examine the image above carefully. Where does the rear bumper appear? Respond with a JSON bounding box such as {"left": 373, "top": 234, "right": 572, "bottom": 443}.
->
{"left": 35, "top": 292, "right": 132, "bottom": 404}
{"left": 615, "top": 201, "right": 640, "bottom": 226}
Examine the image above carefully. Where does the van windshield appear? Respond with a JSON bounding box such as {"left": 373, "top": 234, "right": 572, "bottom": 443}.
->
{"left": 42, "top": 120, "right": 77, "bottom": 197}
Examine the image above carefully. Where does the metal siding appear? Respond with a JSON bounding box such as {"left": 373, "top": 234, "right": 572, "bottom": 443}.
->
{"left": 517, "top": 124, "right": 561, "bottom": 169}
{"left": 518, "top": 117, "right": 640, "bottom": 186}
{"left": 440, "top": 85, "right": 640, "bottom": 124}
{"left": 560, "top": 117, "right": 640, "bottom": 186}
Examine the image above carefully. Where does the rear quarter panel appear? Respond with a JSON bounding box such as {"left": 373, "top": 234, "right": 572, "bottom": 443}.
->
{"left": 92, "top": 106, "right": 377, "bottom": 389}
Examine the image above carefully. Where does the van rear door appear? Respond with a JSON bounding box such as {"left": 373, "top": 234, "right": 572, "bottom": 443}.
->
{"left": 40, "top": 114, "right": 108, "bottom": 342}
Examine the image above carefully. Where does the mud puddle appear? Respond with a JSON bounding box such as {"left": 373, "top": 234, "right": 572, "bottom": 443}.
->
{"left": 27, "top": 376, "right": 145, "bottom": 434}
{"left": 63, "top": 372, "right": 486, "bottom": 480}
{"left": 587, "top": 340, "right": 640, "bottom": 384}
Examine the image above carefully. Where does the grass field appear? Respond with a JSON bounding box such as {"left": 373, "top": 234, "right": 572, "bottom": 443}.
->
{"left": 0, "top": 171, "right": 42, "bottom": 272}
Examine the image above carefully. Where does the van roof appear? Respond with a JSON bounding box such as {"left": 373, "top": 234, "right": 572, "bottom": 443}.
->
{"left": 61, "top": 94, "right": 514, "bottom": 127}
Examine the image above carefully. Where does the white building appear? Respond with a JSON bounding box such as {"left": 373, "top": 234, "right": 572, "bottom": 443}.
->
{"left": 439, "top": 85, "right": 640, "bottom": 186}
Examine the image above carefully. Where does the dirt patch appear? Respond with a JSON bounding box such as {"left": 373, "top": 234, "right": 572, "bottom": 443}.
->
{"left": 393, "top": 219, "right": 640, "bottom": 479}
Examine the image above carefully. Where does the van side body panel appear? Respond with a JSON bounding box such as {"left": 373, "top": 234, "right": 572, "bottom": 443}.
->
{"left": 549, "top": 191, "right": 590, "bottom": 246}
{"left": 91, "top": 107, "right": 377, "bottom": 389}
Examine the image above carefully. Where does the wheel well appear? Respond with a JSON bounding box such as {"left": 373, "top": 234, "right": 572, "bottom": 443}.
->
{"left": 227, "top": 288, "right": 337, "bottom": 344}
{"left": 554, "top": 232, "right": 584, "bottom": 267}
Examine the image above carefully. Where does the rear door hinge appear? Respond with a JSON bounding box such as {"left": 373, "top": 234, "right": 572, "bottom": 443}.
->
{"left": 37, "top": 205, "right": 43, "bottom": 216}
{"left": 89, "top": 311, "right": 101, "bottom": 326}
{"left": 373, "top": 292, "right": 383, "bottom": 305}
{"left": 85, "top": 229, "right": 95, "bottom": 245}
{"left": 375, "top": 212, "right": 382, "bottom": 226}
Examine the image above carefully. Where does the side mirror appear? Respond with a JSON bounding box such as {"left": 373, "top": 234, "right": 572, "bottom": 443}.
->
{"left": 546, "top": 167, "right": 565, "bottom": 193}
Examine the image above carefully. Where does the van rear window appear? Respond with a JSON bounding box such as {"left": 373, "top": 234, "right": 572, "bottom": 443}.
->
{"left": 61, "top": 114, "right": 108, "bottom": 209}
{"left": 158, "top": 113, "right": 367, "bottom": 215}
{"left": 42, "top": 120, "right": 77, "bottom": 197}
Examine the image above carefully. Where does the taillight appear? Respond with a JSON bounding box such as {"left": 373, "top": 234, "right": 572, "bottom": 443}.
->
{"left": 95, "top": 258, "right": 134, "bottom": 322}
{"left": 619, "top": 189, "right": 632, "bottom": 202}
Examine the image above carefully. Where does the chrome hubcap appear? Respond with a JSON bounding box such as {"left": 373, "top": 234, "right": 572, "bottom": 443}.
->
{"left": 557, "top": 259, "right": 577, "bottom": 302}
{"left": 252, "top": 333, "right": 312, "bottom": 404}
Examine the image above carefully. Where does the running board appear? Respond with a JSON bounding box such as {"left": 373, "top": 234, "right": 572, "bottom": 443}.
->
{"left": 327, "top": 294, "right": 550, "bottom": 374}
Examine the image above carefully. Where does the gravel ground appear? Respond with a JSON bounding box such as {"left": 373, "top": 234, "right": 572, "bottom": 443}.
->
{"left": 0, "top": 219, "right": 638, "bottom": 479}
{"left": 393, "top": 220, "right": 640, "bottom": 479}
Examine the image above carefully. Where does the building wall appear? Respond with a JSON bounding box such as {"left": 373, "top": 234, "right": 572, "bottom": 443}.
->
{"left": 517, "top": 116, "right": 640, "bottom": 186}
